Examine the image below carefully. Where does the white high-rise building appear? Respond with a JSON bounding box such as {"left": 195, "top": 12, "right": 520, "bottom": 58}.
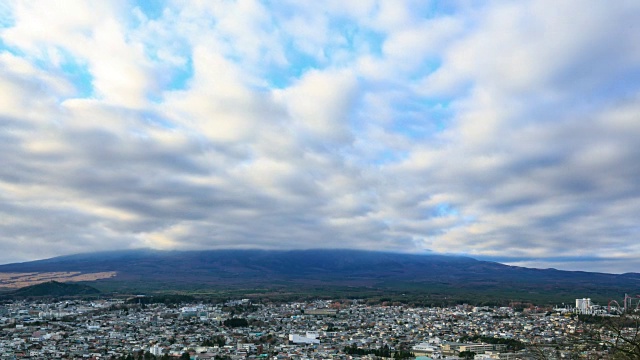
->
{"left": 149, "top": 344, "right": 163, "bottom": 356}
{"left": 575, "top": 298, "right": 591, "bottom": 314}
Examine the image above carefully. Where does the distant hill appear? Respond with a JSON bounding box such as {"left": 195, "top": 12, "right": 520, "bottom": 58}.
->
{"left": 0, "top": 249, "right": 638, "bottom": 304}
{"left": 10, "top": 280, "right": 100, "bottom": 297}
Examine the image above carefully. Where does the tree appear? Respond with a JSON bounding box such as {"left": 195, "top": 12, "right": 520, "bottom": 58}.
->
{"left": 458, "top": 350, "right": 476, "bottom": 359}
{"left": 223, "top": 317, "right": 249, "bottom": 327}
{"left": 529, "top": 314, "right": 640, "bottom": 359}
{"left": 202, "top": 335, "right": 226, "bottom": 347}
{"left": 598, "top": 315, "right": 640, "bottom": 359}
{"left": 180, "top": 352, "right": 191, "bottom": 360}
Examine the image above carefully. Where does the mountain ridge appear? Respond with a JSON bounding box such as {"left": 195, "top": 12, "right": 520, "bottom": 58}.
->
{"left": 0, "top": 249, "right": 638, "bottom": 303}
{"left": 9, "top": 280, "right": 100, "bottom": 298}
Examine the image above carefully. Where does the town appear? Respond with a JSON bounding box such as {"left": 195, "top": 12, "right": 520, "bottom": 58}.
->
{"left": 2, "top": 296, "right": 636, "bottom": 360}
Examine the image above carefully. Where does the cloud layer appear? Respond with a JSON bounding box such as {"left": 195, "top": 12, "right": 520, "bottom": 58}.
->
{"left": 1, "top": 0, "right": 639, "bottom": 273}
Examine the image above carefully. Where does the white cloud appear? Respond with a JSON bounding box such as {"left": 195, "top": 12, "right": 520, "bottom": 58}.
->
{"left": 275, "top": 69, "right": 358, "bottom": 146}
{"left": 0, "top": 1, "right": 639, "bottom": 273}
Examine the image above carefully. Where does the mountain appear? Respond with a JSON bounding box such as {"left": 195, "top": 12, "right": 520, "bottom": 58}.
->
{"left": 0, "top": 249, "right": 638, "bottom": 304}
{"left": 9, "top": 280, "right": 100, "bottom": 298}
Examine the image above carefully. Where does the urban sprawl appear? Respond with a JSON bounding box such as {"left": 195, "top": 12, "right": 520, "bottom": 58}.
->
{"left": 0, "top": 297, "right": 637, "bottom": 359}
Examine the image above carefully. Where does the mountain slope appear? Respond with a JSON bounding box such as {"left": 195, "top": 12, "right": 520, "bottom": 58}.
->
{"left": 0, "top": 249, "right": 638, "bottom": 302}
{"left": 10, "top": 280, "right": 100, "bottom": 297}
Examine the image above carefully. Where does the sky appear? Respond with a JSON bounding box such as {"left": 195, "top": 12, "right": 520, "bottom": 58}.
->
{"left": 0, "top": 1, "right": 639, "bottom": 273}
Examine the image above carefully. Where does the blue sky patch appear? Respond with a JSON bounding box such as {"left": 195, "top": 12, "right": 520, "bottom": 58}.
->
{"left": 59, "top": 56, "right": 93, "bottom": 98}
{"left": 433, "top": 203, "right": 459, "bottom": 218}
{"left": 134, "top": 0, "right": 166, "bottom": 20}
